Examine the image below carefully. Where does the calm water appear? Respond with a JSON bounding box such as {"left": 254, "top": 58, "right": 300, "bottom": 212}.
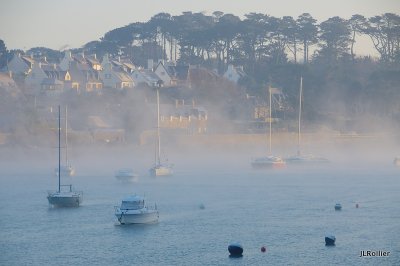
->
{"left": 0, "top": 147, "right": 399, "bottom": 266}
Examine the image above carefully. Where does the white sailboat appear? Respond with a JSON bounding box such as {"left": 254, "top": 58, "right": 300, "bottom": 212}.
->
{"left": 149, "top": 83, "right": 173, "bottom": 176}
{"left": 285, "top": 76, "right": 329, "bottom": 164}
{"left": 47, "top": 106, "right": 82, "bottom": 207}
{"left": 55, "top": 106, "right": 75, "bottom": 176}
{"left": 251, "top": 86, "right": 286, "bottom": 169}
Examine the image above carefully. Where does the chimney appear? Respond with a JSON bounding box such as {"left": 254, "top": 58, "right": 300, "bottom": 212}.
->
{"left": 43, "top": 56, "right": 47, "bottom": 62}
{"left": 94, "top": 54, "right": 97, "bottom": 59}
{"left": 147, "top": 59, "right": 154, "bottom": 71}
{"left": 81, "top": 51, "right": 85, "bottom": 58}
{"left": 8, "top": 71, "right": 12, "bottom": 79}
{"left": 53, "top": 63, "right": 57, "bottom": 69}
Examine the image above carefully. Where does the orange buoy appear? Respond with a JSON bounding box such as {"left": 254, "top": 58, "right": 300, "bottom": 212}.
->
{"left": 261, "top": 246, "right": 266, "bottom": 253}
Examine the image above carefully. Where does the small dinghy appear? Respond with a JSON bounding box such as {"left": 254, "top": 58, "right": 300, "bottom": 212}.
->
{"left": 325, "top": 235, "right": 336, "bottom": 246}
{"left": 228, "top": 243, "right": 243, "bottom": 257}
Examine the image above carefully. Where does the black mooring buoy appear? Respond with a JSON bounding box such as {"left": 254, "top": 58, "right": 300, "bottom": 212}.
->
{"left": 228, "top": 243, "right": 243, "bottom": 257}
{"left": 325, "top": 235, "right": 336, "bottom": 246}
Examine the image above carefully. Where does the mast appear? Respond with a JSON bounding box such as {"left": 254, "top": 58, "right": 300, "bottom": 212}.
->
{"left": 58, "top": 105, "right": 61, "bottom": 193}
{"left": 65, "top": 105, "right": 68, "bottom": 166}
{"left": 297, "top": 77, "right": 303, "bottom": 156}
{"left": 269, "top": 86, "right": 272, "bottom": 155}
{"left": 156, "top": 88, "right": 161, "bottom": 165}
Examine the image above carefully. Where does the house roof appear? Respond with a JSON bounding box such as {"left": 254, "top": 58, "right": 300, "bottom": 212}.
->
{"left": 114, "top": 69, "right": 133, "bottom": 82}
{"left": 167, "top": 65, "right": 189, "bottom": 80}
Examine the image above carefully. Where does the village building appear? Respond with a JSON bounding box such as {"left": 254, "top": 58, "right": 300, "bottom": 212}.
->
{"left": 153, "top": 61, "right": 190, "bottom": 87}
{"left": 100, "top": 54, "right": 134, "bottom": 90}
{"left": 6, "top": 53, "right": 34, "bottom": 75}
{"left": 65, "top": 61, "right": 102, "bottom": 94}
{"left": 131, "top": 68, "right": 160, "bottom": 87}
{"left": 223, "top": 64, "right": 247, "bottom": 84}
{"left": 158, "top": 99, "right": 208, "bottom": 134}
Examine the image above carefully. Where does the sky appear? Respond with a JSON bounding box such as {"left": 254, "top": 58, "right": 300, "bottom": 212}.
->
{"left": 0, "top": 0, "right": 399, "bottom": 56}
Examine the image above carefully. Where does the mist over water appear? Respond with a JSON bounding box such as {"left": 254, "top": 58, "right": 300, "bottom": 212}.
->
{"left": 0, "top": 137, "right": 399, "bottom": 265}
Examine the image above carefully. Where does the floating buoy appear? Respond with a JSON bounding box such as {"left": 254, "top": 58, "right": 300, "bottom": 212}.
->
{"left": 325, "top": 235, "right": 336, "bottom": 246}
{"left": 228, "top": 243, "right": 243, "bottom": 257}
{"left": 334, "top": 203, "right": 342, "bottom": 211}
{"left": 261, "top": 246, "right": 266, "bottom": 253}
{"left": 356, "top": 203, "right": 359, "bottom": 208}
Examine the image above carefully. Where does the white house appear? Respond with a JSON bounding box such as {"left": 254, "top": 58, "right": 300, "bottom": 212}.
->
{"left": 154, "top": 62, "right": 172, "bottom": 86}
{"left": 131, "top": 68, "right": 160, "bottom": 87}
{"left": 223, "top": 64, "right": 247, "bottom": 84}
{"left": 100, "top": 54, "right": 134, "bottom": 90}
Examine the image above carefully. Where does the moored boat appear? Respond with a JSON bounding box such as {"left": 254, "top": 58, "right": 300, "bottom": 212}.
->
{"left": 251, "top": 156, "right": 286, "bottom": 169}
{"left": 228, "top": 243, "right": 244, "bottom": 257}
{"left": 115, "top": 195, "right": 159, "bottom": 224}
{"left": 47, "top": 106, "right": 82, "bottom": 207}
{"left": 115, "top": 168, "right": 138, "bottom": 182}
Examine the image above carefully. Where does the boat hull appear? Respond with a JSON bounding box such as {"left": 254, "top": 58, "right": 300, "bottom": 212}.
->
{"left": 251, "top": 156, "right": 286, "bottom": 169}
{"left": 228, "top": 244, "right": 243, "bottom": 256}
{"left": 47, "top": 192, "right": 82, "bottom": 207}
{"left": 150, "top": 165, "right": 173, "bottom": 176}
{"left": 115, "top": 168, "right": 138, "bottom": 181}
{"left": 285, "top": 155, "right": 329, "bottom": 164}
{"left": 115, "top": 209, "right": 159, "bottom": 224}
{"left": 325, "top": 236, "right": 336, "bottom": 246}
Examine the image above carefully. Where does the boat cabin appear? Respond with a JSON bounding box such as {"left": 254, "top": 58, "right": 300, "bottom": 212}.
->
{"left": 120, "top": 195, "right": 145, "bottom": 210}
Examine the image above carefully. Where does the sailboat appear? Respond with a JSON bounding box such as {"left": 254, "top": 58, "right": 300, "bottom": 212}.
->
{"left": 149, "top": 84, "right": 173, "bottom": 176}
{"left": 55, "top": 106, "right": 75, "bottom": 176}
{"left": 47, "top": 106, "right": 82, "bottom": 207}
{"left": 251, "top": 86, "right": 286, "bottom": 168}
{"left": 285, "top": 76, "right": 329, "bottom": 164}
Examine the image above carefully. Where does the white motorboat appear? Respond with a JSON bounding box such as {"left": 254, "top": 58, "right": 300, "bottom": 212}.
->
{"left": 47, "top": 106, "right": 82, "bottom": 207}
{"left": 252, "top": 86, "right": 286, "bottom": 168}
{"left": 150, "top": 81, "right": 173, "bottom": 176}
{"left": 285, "top": 76, "right": 328, "bottom": 164}
{"left": 115, "top": 195, "right": 159, "bottom": 224}
{"left": 115, "top": 168, "right": 138, "bottom": 182}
